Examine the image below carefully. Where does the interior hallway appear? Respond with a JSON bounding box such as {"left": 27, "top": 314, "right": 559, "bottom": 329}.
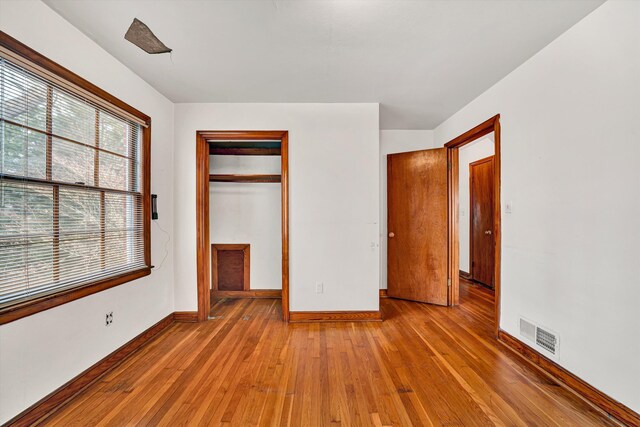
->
{"left": 40, "top": 281, "right": 615, "bottom": 426}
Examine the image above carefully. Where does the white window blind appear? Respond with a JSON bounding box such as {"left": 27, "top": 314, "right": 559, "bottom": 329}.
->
{"left": 0, "top": 55, "right": 146, "bottom": 308}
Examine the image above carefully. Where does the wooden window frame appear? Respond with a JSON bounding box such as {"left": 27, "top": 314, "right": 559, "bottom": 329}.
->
{"left": 0, "top": 31, "right": 152, "bottom": 325}
{"left": 196, "top": 130, "right": 289, "bottom": 322}
{"left": 211, "top": 244, "right": 250, "bottom": 292}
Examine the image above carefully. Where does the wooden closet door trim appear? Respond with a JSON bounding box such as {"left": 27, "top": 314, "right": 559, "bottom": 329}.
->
{"left": 197, "top": 130, "right": 289, "bottom": 322}
{"left": 211, "top": 244, "right": 250, "bottom": 291}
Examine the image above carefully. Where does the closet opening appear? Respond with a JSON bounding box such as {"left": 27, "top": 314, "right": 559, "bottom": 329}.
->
{"left": 195, "top": 131, "right": 289, "bottom": 321}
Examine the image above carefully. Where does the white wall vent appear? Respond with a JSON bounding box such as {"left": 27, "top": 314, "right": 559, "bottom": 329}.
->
{"left": 536, "top": 327, "right": 558, "bottom": 355}
{"left": 519, "top": 318, "right": 536, "bottom": 342}
{"left": 519, "top": 317, "right": 559, "bottom": 357}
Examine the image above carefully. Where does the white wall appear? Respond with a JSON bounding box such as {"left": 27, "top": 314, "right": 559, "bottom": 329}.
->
{"left": 434, "top": 0, "right": 640, "bottom": 412}
{"left": 458, "top": 135, "right": 494, "bottom": 273}
{"left": 210, "top": 156, "right": 281, "bottom": 289}
{"left": 0, "top": 1, "right": 175, "bottom": 423}
{"left": 174, "top": 103, "right": 380, "bottom": 312}
{"left": 379, "top": 130, "right": 434, "bottom": 289}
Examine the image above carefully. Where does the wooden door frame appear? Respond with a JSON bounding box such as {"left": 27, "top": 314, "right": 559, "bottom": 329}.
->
{"left": 196, "top": 130, "right": 289, "bottom": 322}
{"left": 445, "top": 115, "right": 501, "bottom": 336}
{"left": 469, "top": 156, "right": 495, "bottom": 287}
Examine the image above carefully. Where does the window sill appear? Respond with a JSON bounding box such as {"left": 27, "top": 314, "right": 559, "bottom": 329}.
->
{"left": 0, "top": 267, "right": 151, "bottom": 325}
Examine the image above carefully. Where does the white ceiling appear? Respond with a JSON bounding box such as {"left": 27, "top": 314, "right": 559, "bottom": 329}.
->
{"left": 44, "top": 0, "right": 604, "bottom": 129}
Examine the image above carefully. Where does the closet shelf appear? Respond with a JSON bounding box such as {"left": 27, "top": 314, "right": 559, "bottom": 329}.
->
{"left": 209, "top": 174, "right": 281, "bottom": 183}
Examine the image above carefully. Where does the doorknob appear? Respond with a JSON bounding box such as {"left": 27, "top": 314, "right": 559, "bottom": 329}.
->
{"left": 485, "top": 230, "right": 492, "bottom": 235}
{"left": 388, "top": 232, "right": 395, "bottom": 238}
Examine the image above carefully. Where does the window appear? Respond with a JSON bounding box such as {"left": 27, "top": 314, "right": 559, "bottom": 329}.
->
{"left": 0, "top": 33, "right": 150, "bottom": 323}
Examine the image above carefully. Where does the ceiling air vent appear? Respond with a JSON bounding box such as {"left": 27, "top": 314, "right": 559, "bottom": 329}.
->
{"left": 536, "top": 327, "right": 558, "bottom": 355}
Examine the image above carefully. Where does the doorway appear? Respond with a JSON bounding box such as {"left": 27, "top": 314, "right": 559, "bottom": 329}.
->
{"left": 196, "top": 131, "right": 290, "bottom": 322}
{"left": 456, "top": 133, "right": 496, "bottom": 289}
{"left": 446, "top": 115, "right": 501, "bottom": 335}
{"left": 386, "top": 115, "right": 501, "bottom": 334}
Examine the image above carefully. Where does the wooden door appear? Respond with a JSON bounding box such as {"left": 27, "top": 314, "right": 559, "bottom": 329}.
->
{"left": 470, "top": 157, "right": 495, "bottom": 287}
{"left": 387, "top": 148, "right": 448, "bottom": 305}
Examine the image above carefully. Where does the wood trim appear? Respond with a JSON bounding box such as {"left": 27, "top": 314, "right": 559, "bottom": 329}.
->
{"left": 290, "top": 311, "right": 382, "bottom": 322}
{"left": 446, "top": 114, "right": 501, "bottom": 338}
{"left": 211, "top": 244, "right": 250, "bottom": 292}
{"left": 196, "top": 133, "right": 211, "bottom": 322}
{"left": 468, "top": 155, "right": 494, "bottom": 168}
{"left": 447, "top": 147, "right": 460, "bottom": 305}
{"left": 468, "top": 157, "right": 474, "bottom": 285}
{"left": 498, "top": 330, "right": 640, "bottom": 427}
{"left": 212, "top": 244, "right": 251, "bottom": 250}
{"left": 5, "top": 313, "right": 174, "bottom": 426}
{"left": 459, "top": 270, "right": 472, "bottom": 280}
{"left": 2, "top": 118, "right": 136, "bottom": 161}
{"left": 0, "top": 172, "right": 142, "bottom": 196}
{"left": 444, "top": 115, "right": 496, "bottom": 149}
{"left": 173, "top": 311, "right": 198, "bottom": 323}
{"left": 209, "top": 174, "right": 281, "bottom": 183}
{"left": 99, "top": 191, "right": 106, "bottom": 269}
{"left": 0, "top": 31, "right": 150, "bottom": 124}
{"left": 379, "top": 289, "right": 388, "bottom": 298}
{"left": 493, "top": 118, "right": 502, "bottom": 337}
{"left": 0, "top": 268, "right": 151, "bottom": 325}
{"left": 45, "top": 86, "right": 53, "bottom": 180}
{"left": 142, "top": 124, "right": 152, "bottom": 268}
{"left": 280, "top": 132, "right": 290, "bottom": 322}
{"left": 210, "top": 147, "right": 281, "bottom": 156}
{"left": 52, "top": 185, "right": 60, "bottom": 283}
{"left": 197, "top": 130, "right": 289, "bottom": 322}
{"left": 199, "top": 130, "right": 287, "bottom": 140}
{"left": 211, "top": 289, "right": 282, "bottom": 299}
{"left": 468, "top": 155, "right": 495, "bottom": 287}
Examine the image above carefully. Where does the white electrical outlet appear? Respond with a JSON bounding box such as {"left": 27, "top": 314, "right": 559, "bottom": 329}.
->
{"left": 105, "top": 311, "right": 114, "bottom": 326}
{"left": 315, "top": 282, "right": 324, "bottom": 294}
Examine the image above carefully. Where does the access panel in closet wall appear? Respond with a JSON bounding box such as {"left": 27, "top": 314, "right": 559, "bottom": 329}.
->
{"left": 212, "top": 244, "right": 250, "bottom": 291}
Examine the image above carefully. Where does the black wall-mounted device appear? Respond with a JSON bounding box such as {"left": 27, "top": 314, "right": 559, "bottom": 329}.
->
{"left": 151, "top": 194, "right": 158, "bottom": 220}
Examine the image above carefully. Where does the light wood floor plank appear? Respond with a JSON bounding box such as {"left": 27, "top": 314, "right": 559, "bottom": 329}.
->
{"left": 40, "top": 281, "right": 618, "bottom": 426}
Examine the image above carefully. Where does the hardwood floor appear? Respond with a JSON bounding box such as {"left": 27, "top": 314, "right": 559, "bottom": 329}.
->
{"left": 41, "top": 281, "right": 617, "bottom": 426}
